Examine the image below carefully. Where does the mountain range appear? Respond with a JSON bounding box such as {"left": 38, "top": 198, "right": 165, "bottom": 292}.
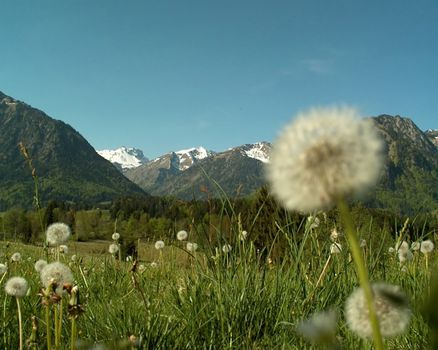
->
{"left": 0, "top": 91, "right": 145, "bottom": 210}
{"left": 0, "top": 89, "right": 436, "bottom": 214}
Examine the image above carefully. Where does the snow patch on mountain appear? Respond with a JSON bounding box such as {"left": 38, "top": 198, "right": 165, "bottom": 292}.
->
{"left": 231, "top": 142, "right": 271, "bottom": 163}
{"left": 97, "top": 147, "right": 149, "bottom": 169}
{"left": 175, "top": 147, "right": 214, "bottom": 170}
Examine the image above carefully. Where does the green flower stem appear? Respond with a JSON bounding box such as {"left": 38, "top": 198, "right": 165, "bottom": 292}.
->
{"left": 338, "top": 198, "right": 384, "bottom": 350}
{"left": 45, "top": 302, "right": 52, "bottom": 350}
{"left": 16, "top": 297, "right": 23, "bottom": 350}
{"left": 71, "top": 317, "right": 77, "bottom": 350}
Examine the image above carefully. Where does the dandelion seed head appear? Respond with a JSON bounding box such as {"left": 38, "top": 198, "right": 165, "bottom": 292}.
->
{"left": 307, "top": 216, "right": 320, "bottom": 230}
{"left": 297, "top": 309, "right": 338, "bottom": 345}
{"left": 5, "top": 276, "right": 29, "bottom": 298}
{"left": 360, "top": 239, "right": 366, "bottom": 248}
{"left": 0, "top": 263, "right": 7, "bottom": 275}
{"left": 176, "top": 230, "right": 188, "bottom": 241}
{"left": 222, "top": 244, "right": 232, "bottom": 254}
{"left": 108, "top": 243, "right": 119, "bottom": 254}
{"left": 396, "top": 241, "right": 410, "bottom": 254}
{"left": 59, "top": 245, "right": 68, "bottom": 254}
{"left": 330, "top": 228, "right": 341, "bottom": 241}
{"left": 11, "top": 252, "right": 21, "bottom": 262}
{"left": 154, "top": 240, "right": 165, "bottom": 250}
{"left": 411, "top": 242, "right": 420, "bottom": 251}
{"left": 267, "top": 106, "right": 383, "bottom": 212}
{"left": 345, "top": 283, "right": 411, "bottom": 339}
{"left": 330, "top": 242, "right": 342, "bottom": 254}
{"left": 398, "top": 249, "right": 413, "bottom": 263}
{"left": 186, "top": 242, "right": 198, "bottom": 252}
{"left": 420, "top": 240, "right": 434, "bottom": 254}
{"left": 150, "top": 261, "right": 158, "bottom": 268}
{"left": 239, "top": 230, "right": 248, "bottom": 241}
{"left": 40, "top": 262, "right": 74, "bottom": 294}
{"left": 34, "top": 259, "right": 47, "bottom": 273}
{"left": 111, "top": 232, "right": 120, "bottom": 241}
{"left": 46, "top": 222, "right": 71, "bottom": 246}
{"left": 388, "top": 247, "right": 395, "bottom": 253}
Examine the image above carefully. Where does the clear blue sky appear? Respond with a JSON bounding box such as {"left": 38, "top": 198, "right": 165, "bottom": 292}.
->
{"left": 1, "top": 0, "right": 437, "bottom": 158}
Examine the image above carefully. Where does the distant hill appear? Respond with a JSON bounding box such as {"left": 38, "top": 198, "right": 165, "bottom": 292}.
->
{"left": 0, "top": 90, "right": 145, "bottom": 210}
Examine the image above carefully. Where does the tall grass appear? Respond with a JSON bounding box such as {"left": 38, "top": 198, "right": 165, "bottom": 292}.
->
{"left": 0, "top": 207, "right": 435, "bottom": 349}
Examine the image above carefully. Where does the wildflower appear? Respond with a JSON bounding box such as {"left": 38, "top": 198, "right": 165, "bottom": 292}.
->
{"left": 112, "top": 232, "right": 120, "bottom": 241}
{"left": 267, "top": 106, "right": 383, "bottom": 212}
{"left": 108, "top": 243, "right": 119, "bottom": 254}
{"left": 59, "top": 245, "right": 68, "bottom": 254}
{"left": 239, "top": 230, "right": 248, "bottom": 241}
{"left": 297, "top": 309, "right": 338, "bottom": 346}
{"left": 345, "top": 282, "right": 411, "bottom": 339}
{"left": 186, "top": 242, "right": 198, "bottom": 253}
{"left": 40, "top": 262, "right": 74, "bottom": 294}
{"left": 11, "top": 252, "right": 21, "bottom": 262}
{"left": 307, "top": 216, "right": 320, "bottom": 230}
{"left": 411, "top": 242, "right": 420, "bottom": 251}
{"left": 330, "top": 228, "right": 341, "bottom": 241}
{"left": 154, "top": 240, "right": 165, "bottom": 250}
{"left": 0, "top": 263, "right": 7, "bottom": 275}
{"left": 46, "top": 222, "right": 71, "bottom": 246}
{"left": 5, "top": 276, "right": 29, "bottom": 297}
{"left": 398, "top": 249, "right": 413, "bottom": 263}
{"left": 176, "top": 230, "right": 188, "bottom": 241}
{"left": 34, "top": 259, "right": 47, "bottom": 273}
{"left": 222, "top": 244, "right": 232, "bottom": 254}
{"left": 330, "top": 242, "right": 342, "bottom": 254}
{"left": 420, "top": 240, "right": 434, "bottom": 254}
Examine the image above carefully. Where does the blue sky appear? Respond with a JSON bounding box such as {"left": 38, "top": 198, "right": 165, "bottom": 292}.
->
{"left": 1, "top": 0, "right": 437, "bottom": 158}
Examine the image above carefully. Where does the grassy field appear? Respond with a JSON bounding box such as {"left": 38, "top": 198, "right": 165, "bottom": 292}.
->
{"left": 0, "top": 214, "right": 436, "bottom": 350}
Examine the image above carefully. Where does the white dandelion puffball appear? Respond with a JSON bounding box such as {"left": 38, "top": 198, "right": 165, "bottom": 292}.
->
{"left": 0, "top": 263, "right": 7, "bottom": 275}
{"left": 411, "top": 242, "right": 420, "bottom": 251}
{"left": 420, "top": 240, "right": 434, "bottom": 254}
{"left": 186, "top": 242, "right": 198, "bottom": 253}
{"left": 307, "top": 216, "right": 320, "bottom": 230}
{"left": 40, "top": 262, "right": 74, "bottom": 294}
{"left": 112, "top": 232, "right": 120, "bottom": 241}
{"left": 34, "top": 259, "right": 47, "bottom": 273}
{"left": 267, "top": 106, "right": 383, "bottom": 212}
{"left": 330, "top": 228, "right": 341, "bottom": 242}
{"left": 108, "top": 243, "right": 119, "bottom": 254}
{"left": 398, "top": 249, "right": 413, "bottom": 263}
{"left": 5, "top": 276, "right": 29, "bottom": 297}
{"left": 297, "top": 309, "right": 338, "bottom": 344}
{"left": 330, "top": 242, "right": 342, "bottom": 254}
{"left": 59, "top": 245, "right": 68, "bottom": 254}
{"left": 150, "top": 261, "right": 158, "bottom": 268}
{"left": 388, "top": 247, "right": 395, "bottom": 254}
{"left": 177, "top": 230, "right": 188, "bottom": 241}
{"left": 155, "top": 240, "right": 165, "bottom": 250}
{"left": 11, "top": 252, "right": 21, "bottom": 262}
{"left": 345, "top": 283, "right": 411, "bottom": 339}
{"left": 138, "top": 264, "right": 146, "bottom": 273}
{"left": 222, "top": 244, "right": 232, "bottom": 254}
{"left": 396, "top": 241, "right": 409, "bottom": 253}
{"left": 46, "top": 222, "right": 71, "bottom": 246}
{"left": 239, "top": 230, "right": 248, "bottom": 241}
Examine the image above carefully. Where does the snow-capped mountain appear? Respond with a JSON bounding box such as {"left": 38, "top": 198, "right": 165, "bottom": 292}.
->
{"left": 230, "top": 142, "right": 271, "bottom": 163}
{"left": 175, "top": 147, "right": 215, "bottom": 170}
{"left": 97, "top": 147, "right": 149, "bottom": 170}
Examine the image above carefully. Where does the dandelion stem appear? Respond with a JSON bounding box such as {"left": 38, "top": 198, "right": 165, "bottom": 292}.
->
{"left": 16, "top": 297, "right": 23, "bottom": 350}
{"left": 45, "top": 301, "right": 52, "bottom": 350}
{"left": 71, "top": 317, "right": 77, "bottom": 350}
{"left": 338, "top": 198, "right": 384, "bottom": 350}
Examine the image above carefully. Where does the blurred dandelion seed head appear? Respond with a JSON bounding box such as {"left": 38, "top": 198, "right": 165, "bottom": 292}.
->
{"left": 0, "top": 263, "right": 7, "bottom": 275}
{"left": 34, "top": 259, "right": 47, "bottom": 273}
{"left": 177, "top": 230, "right": 188, "bottom": 241}
{"left": 5, "top": 276, "right": 29, "bottom": 298}
{"left": 267, "top": 106, "right": 383, "bottom": 212}
{"left": 40, "top": 262, "right": 74, "bottom": 294}
{"left": 108, "top": 243, "right": 119, "bottom": 254}
{"left": 345, "top": 283, "right": 411, "bottom": 339}
{"left": 112, "top": 232, "right": 120, "bottom": 241}
{"left": 297, "top": 309, "right": 338, "bottom": 345}
{"left": 420, "top": 240, "right": 434, "bottom": 254}
{"left": 11, "top": 252, "right": 21, "bottom": 262}
{"left": 186, "top": 242, "right": 198, "bottom": 252}
{"left": 155, "top": 240, "right": 165, "bottom": 250}
{"left": 46, "top": 222, "right": 71, "bottom": 246}
{"left": 330, "top": 242, "right": 342, "bottom": 254}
